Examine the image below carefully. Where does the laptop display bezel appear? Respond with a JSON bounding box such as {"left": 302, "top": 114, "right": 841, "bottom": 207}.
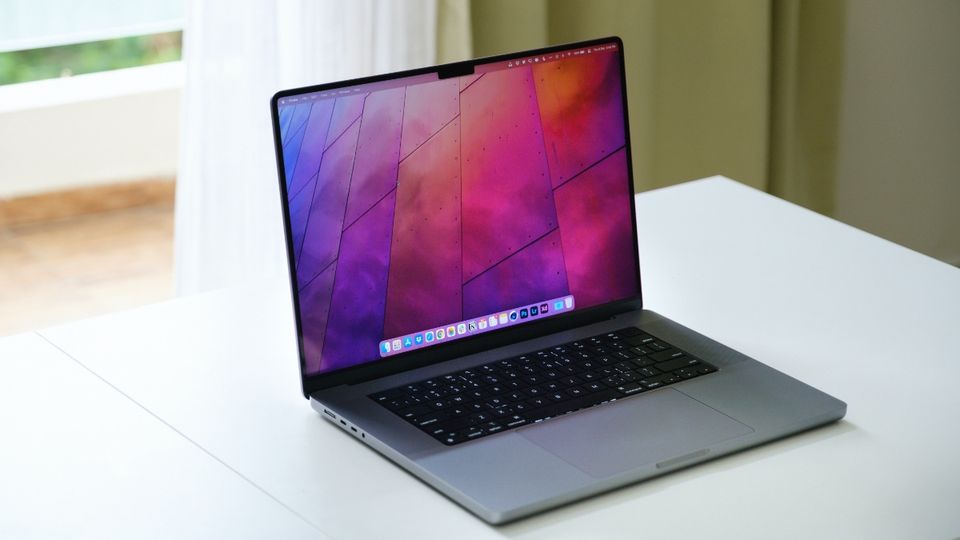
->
{"left": 270, "top": 36, "right": 643, "bottom": 397}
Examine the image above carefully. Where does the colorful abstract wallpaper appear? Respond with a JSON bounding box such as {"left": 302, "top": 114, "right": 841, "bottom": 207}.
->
{"left": 277, "top": 47, "right": 638, "bottom": 375}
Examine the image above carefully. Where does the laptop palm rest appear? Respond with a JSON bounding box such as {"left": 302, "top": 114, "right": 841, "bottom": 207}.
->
{"left": 519, "top": 388, "right": 754, "bottom": 478}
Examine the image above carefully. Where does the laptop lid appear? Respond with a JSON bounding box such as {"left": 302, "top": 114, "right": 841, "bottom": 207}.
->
{"left": 271, "top": 37, "right": 642, "bottom": 397}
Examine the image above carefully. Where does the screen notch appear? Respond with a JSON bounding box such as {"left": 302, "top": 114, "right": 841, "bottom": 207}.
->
{"left": 437, "top": 61, "right": 474, "bottom": 79}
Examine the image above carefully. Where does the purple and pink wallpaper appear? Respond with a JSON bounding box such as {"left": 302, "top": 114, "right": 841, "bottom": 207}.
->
{"left": 278, "top": 48, "right": 638, "bottom": 375}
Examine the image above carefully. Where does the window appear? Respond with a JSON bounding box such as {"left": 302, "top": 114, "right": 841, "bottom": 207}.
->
{"left": 0, "top": 0, "right": 184, "bottom": 85}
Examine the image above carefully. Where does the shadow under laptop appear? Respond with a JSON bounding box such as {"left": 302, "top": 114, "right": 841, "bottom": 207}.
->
{"left": 496, "top": 419, "right": 858, "bottom": 534}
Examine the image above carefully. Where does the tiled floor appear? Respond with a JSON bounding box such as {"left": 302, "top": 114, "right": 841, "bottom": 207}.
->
{"left": 0, "top": 203, "right": 174, "bottom": 337}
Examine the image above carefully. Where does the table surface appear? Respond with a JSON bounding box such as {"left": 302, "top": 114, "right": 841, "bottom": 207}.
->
{"left": 3, "top": 177, "right": 959, "bottom": 539}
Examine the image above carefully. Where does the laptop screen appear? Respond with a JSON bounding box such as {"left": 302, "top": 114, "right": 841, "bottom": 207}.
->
{"left": 275, "top": 39, "right": 639, "bottom": 376}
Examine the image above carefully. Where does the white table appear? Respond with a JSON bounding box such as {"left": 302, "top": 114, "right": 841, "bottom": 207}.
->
{"left": 0, "top": 333, "right": 324, "bottom": 539}
{"left": 5, "top": 177, "right": 959, "bottom": 538}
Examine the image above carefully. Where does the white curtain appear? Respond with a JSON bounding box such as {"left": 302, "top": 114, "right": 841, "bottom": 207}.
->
{"left": 174, "top": 0, "right": 441, "bottom": 295}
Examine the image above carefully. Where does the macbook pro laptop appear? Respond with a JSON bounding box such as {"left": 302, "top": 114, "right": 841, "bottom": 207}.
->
{"left": 270, "top": 36, "right": 846, "bottom": 524}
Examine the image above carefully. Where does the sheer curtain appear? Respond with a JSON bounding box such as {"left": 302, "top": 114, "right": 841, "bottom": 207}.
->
{"left": 174, "top": 0, "right": 442, "bottom": 295}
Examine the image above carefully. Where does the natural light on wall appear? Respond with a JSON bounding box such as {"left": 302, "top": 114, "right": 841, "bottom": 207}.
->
{"left": 0, "top": 0, "right": 184, "bottom": 197}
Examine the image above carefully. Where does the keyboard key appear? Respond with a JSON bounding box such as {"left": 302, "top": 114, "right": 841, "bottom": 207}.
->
{"left": 625, "top": 335, "right": 654, "bottom": 346}
{"left": 441, "top": 431, "right": 468, "bottom": 445}
{"left": 584, "top": 382, "right": 604, "bottom": 393}
{"left": 637, "top": 366, "right": 661, "bottom": 378}
{"left": 470, "top": 412, "right": 491, "bottom": 424}
{"left": 616, "top": 382, "right": 645, "bottom": 395}
{"left": 601, "top": 375, "right": 624, "bottom": 387}
{"left": 423, "top": 386, "right": 449, "bottom": 400}
{"left": 527, "top": 397, "right": 546, "bottom": 408}
{"left": 371, "top": 388, "right": 404, "bottom": 402}
{"left": 491, "top": 406, "right": 513, "bottom": 417}
{"left": 401, "top": 404, "right": 431, "bottom": 420}
{"left": 646, "top": 341, "right": 669, "bottom": 352}
{"left": 416, "top": 412, "right": 448, "bottom": 427}
{"left": 614, "top": 361, "right": 635, "bottom": 373}
{"left": 650, "top": 349, "right": 685, "bottom": 362}
{"left": 655, "top": 356, "right": 698, "bottom": 372}
{"left": 522, "top": 386, "right": 545, "bottom": 397}
{"left": 484, "top": 422, "right": 505, "bottom": 434}
{"left": 640, "top": 373, "right": 672, "bottom": 389}
{"left": 631, "top": 356, "right": 656, "bottom": 368}
{"left": 505, "top": 415, "right": 529, "bottom": 428}
{"left": 427, "top": 399, "right": 450, "bottom": 410}
{"left": 484, "top": 397, "right": 506, "bottom": 408}
{"left": 385, "top": 398, "right": 412, "bottom": 411}
{"left": 434, "top": 415, "right": 472, "bottom": 432}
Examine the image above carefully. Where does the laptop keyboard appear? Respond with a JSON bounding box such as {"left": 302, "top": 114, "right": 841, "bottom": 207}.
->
{"left": 369, "top": 327, "right": 717, "bottom": 446}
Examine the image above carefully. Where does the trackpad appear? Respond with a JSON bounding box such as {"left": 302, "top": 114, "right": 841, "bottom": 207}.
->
{"left": 520, "top": 389, "right": 753, "bottom": 478}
